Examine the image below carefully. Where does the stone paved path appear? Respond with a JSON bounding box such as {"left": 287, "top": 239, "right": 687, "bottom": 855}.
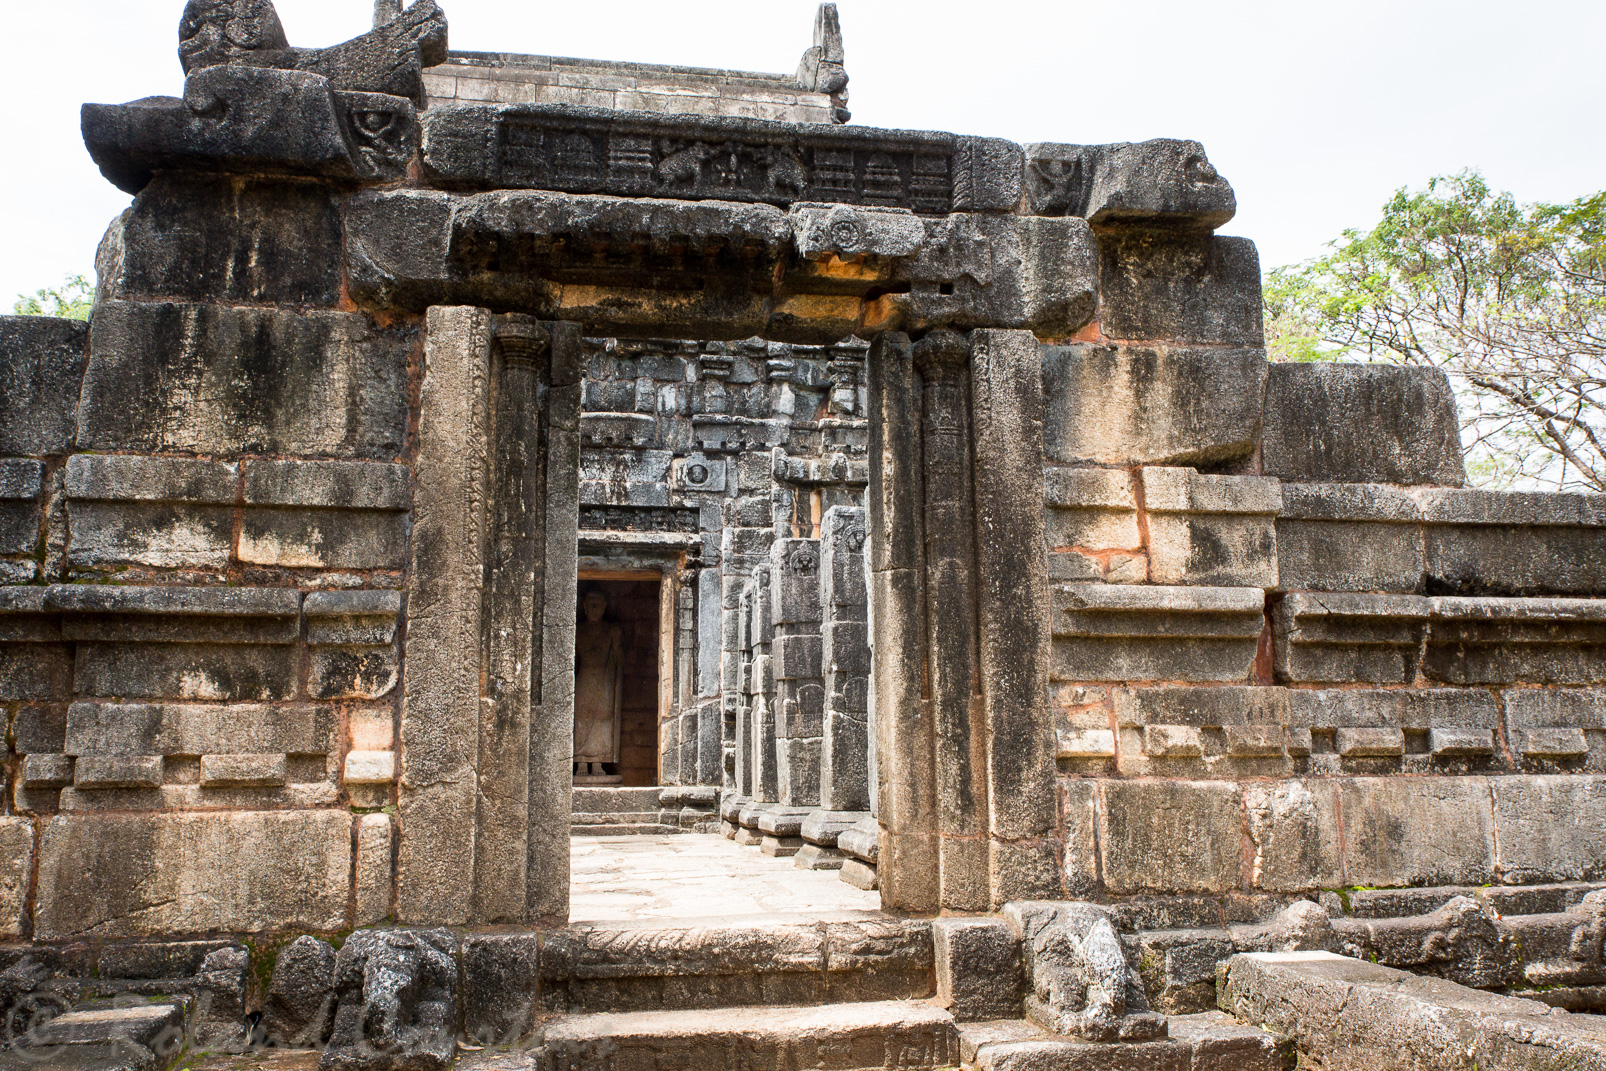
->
{"left": 570, "top": 833, "right": 881, "bottom": 922}
{"left": 179, "top": 1051, "right": 319, "bottom": 1070}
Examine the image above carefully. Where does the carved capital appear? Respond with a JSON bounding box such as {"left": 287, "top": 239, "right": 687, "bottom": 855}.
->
{"left": 912, "top": 329, "right": 971, "bottom": 381}
{"left": 493, "top": 315, "right": 549, "bottom": 363}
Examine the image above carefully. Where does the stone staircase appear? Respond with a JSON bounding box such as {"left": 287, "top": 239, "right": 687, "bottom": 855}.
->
{"left": 569, "top": 786, "right": 722, "bottom": 835}
{"left": 569, "top": 786, "right": 680, "bottom": 835}
{"left": 452, "top": 912, "right": 1294, "bottom": 1071}
{"left": 459, "top": 912, "right": 954, "bottom": 1070}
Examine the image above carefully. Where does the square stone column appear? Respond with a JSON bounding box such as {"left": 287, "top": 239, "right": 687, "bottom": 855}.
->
{"left": 820, "top": 505, "right": 870, "bottom": 812}
{"left": 772, "top": 537, "right": 824, "bottom": 807}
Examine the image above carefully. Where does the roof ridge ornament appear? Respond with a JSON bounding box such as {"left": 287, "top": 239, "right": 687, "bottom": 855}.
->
{"left": 796, "top": 3, "right": 850, "bottom": 123}
{"left": 177, "top": 0, "right": 448, "bottom": 108}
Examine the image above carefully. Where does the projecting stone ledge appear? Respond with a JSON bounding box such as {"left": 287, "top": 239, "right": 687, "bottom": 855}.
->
{"left": 1220, "top": 951, "right": 1606, "bottom": 1071}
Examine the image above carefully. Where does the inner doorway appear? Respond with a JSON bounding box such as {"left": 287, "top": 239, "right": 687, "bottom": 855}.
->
{"left": 573, "top": 576, "right": 662, "bottom": 787}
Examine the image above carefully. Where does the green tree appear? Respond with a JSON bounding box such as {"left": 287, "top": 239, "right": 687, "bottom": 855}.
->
{"left": 1266, "top": 172, "right": 1606, "bottom": 491}
{"left": 12, "top": 274, "right": 94, "bottom": 321}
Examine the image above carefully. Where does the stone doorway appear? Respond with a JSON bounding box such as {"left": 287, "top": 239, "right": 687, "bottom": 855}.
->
{"left": 574, "top": 576, "right": 664, "bottom": 787}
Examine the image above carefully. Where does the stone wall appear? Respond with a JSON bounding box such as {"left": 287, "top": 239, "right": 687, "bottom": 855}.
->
{"left": 26, "top": 2, "right": 1606, "bottom": 947}
{"left": 1041, "top": 312, "right": 1606, "bottom": 908}
{"left": 425, "top": 53, "right": 839, "bottom": 124}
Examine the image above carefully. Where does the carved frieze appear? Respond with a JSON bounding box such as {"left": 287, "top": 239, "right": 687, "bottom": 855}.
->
{"left": 424, "top": 105, "right": 961, "bottom": 214}
{"left": 578, "top": 505, "right": 700, "bottom": 534}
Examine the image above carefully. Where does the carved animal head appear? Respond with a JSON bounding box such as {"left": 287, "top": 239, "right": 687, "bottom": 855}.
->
{"left": 178, "top": 0, "right": 290, "bottom": 73}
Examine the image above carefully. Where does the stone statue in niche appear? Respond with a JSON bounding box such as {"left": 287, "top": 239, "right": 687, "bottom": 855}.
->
{"left": 573, "top": 589, "right": 624, "bottom": 781}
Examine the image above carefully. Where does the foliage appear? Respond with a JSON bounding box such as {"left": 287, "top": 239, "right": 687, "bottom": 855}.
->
{"left": 12, "top": 274, "right": 94, "bottom": 320}
{"left": 1266, "top": 172, "right": 1606, "bottom": 491}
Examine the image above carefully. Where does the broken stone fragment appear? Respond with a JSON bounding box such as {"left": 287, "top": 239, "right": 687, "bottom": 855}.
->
{"left": 179, "top": 0, "right": 447, "bottom": 106}
{"left": 260, "top": 935, "right": 337, "bottom": 1048}
{"left": 1005, "top": 901, "right": 1167, "bottom": 1043}
{"left": 322, "top": 928, "right": 457, "bottom": 1071}
{"left": 1025, "top": 140, "right": 1236, "bottom": 229}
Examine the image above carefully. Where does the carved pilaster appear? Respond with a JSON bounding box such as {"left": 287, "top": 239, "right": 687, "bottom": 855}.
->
{"left": 912, "top": 329, "right": 988, "bottom": 911}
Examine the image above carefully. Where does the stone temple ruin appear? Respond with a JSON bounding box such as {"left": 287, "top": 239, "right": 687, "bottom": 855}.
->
{"left": 0, "top": 1, "right": 1604, "bottom": 1068}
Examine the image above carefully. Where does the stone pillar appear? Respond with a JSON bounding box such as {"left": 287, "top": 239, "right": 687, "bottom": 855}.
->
{"left": 914, "top": 330, "right": 988, "bottom": 912}
{"left": 820, "top": 505, "right": 870, "bottom": 812}
{"left": 733, "top": 579, "right": 756, "bottom": 799}
{"left": 530, "top": 321, "right": 581, "bottom": 923}
{"left": 405, "top": 313, "right": 577, "bottom": 926}
{"left": 772, "top": 537, "right": 823, "bottom": 808}
{"left": 970, "top": 329, "right": 1058, "bottom": 904}
{"left": 750, "top": 569, "right": 779, "bottom": 805}
{"left": 471, "top": 316, "right": 545, "bottom": 923}
{"left": 399, "top": 307, "right": 492, "bottom": 925}
{"left": 866, "top": 332, "right": 939, "bottom": 913}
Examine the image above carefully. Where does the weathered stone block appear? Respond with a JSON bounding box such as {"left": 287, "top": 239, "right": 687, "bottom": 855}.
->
{"left": 1114, "top": 684, "right": 1288, "bottom": 727}
{"left": 1276, "top": 483, "right": 1424, "bottom": 593}
{"left": 1285, "top": 687, "right": 1498, "bottom": 732}
{"left": 304, "top": 589, "right": 402, "bottom": 644}
{"left": 0, "top": 316, "right": 89, "bottom": 456}
{"left": 198, "top": 752, "right": 287, "bottom": 787}
{"left": 106, "top": 174, "right": 344, "bottom": 306}
{"left": 1142, "top": 467, "right": 1279, "bottom": 587}
{"left": 1491, "top": 775, "right": 1606, "bottom": 884}
{"left": 74, "top": 643, "right": 297, "bottom": 701}
{"left": 1417, "top": 489, "right": 1606, "bottom": 596}
{"left": 1099, "top": 780, "right": 1242, "bottom": 894}
{"left": 67, "top": 501, "right": 235, "bottom": 568}
{"left": 83, "top": 65, "right": 421, "bottom": 194}
{"left": 80, "top": 301, "right": 411, "bottom": 457}
{"left": 1262, "top": 363, "right": 1465, "bottom": 485}
{"left": 461, "top": 933, "right": 540, "bottom": 1047}
{"left": 1052, "top": 584, "right": 1264, "bottom": 682}
{"left": 73, "top": 754, "right": 164, "bottom": 789}
{"left": 0, "top": 818, "right": 34, "bottom": 938}
{"left": 1339, "top": 777, "right": 1495, "bottom": 887}
{"left": 1098, "top": 234, "right": 1264, "bottom": 345}
{"left": 1245, "top": 779, "right": 1342, "bottom": 891}
{"left": 0, "top": 638, "right": 71, "bottom": 702}
{"left": 240, "top": 508, "right": 408, "bottom": 568}
{"left": 1220, "top": 950, "right": 1606, "bottom": 1071}
{"left": 1041, "top": 345, "right": 1266, "bottom": 467}
{"left": 309, "top": 645, "right": 398, "bottom": 699}
{"left": 1424, "top": 596, "right": 1606, "bottom": 685}
{"left": 64, "top": 701, "right": 332, "bottom": 756}
{"left": 67, "top": 454, "right": 238, "bottom": 504}
{"left": 886, "top": 213, "right": 1099, "bottom": 337}
{"left": 34, "top": 810, "right": 351, "bottom": 937}
{"left": 261, "top": 935, "right": 337, "bottom": 1047}
{"left": 934, "top": 918, "right": 1022, "bottom": 1022}
{"left": 354, "top": 812, "right": 393, "bottom": 926}
{"left": 0, "top": 459, "right": 43, "bottom": 555}
{"left": 771, "top": 538, "right": 822, "bottom": 625}
{"left": 1272, "top": 593, "right": 1430, "bottom": 684}
{"left": 1044, "top": 467, "right": 1139, "bottom": 550}
{"left": 772, "top": 633, "right": 822, "bottom": 680}
{"left": 243, "top": 459, "right": 410, "bottom": 509}
{"left": 1335, "top": 727, "right": 1405, "bottom": 757}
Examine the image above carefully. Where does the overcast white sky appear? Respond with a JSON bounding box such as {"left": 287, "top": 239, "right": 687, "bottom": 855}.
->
{"left": 4, "top": 0, "right": 1604, "bottom": 308}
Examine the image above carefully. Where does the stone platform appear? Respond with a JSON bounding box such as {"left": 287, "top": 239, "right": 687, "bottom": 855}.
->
{"left": 571, "top": 832, "right": 879, "bottom": 922}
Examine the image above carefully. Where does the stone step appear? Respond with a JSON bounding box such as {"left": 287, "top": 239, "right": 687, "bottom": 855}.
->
{"left": 31, "top": 1003, "right": 185, "bottom": 1050}
{"left": 460, "top": 1000, "right": 958, "bottom": 1071}
{"left": 513, "top": 914, "right": 932, "bottom": 1016}
{"left": 571, "top": 786, "right": 665, "bottom": 814}
{"left": 0, "top": 1047, "right": 157, "bottom": 1071}
{"left": 570, "top": 811, "right": 662, "bottom": 825}
{"left": 569, "top": 823, "right": 687, "bottom": 836}
{"left": 959, "top": 1011, "right": 1293, "bottom": 1071}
